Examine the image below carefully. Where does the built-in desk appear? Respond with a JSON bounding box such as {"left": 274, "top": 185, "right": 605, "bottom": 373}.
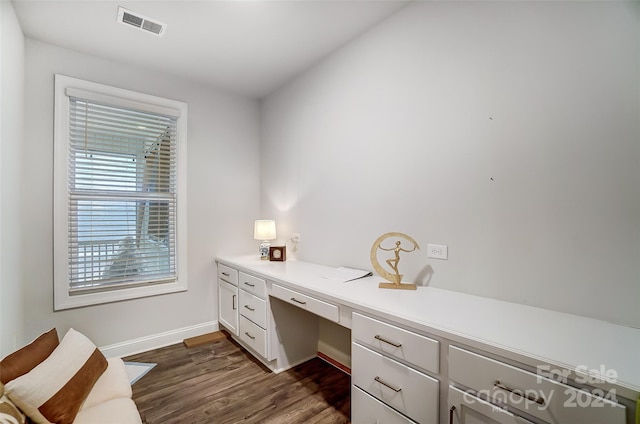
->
{"left": 217, "top": 256, "right": 639, "bottom": 424}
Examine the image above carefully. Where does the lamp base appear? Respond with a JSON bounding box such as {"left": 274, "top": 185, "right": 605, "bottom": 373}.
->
{"left": 259, "top": 241, "right": 271, "bottom": 260}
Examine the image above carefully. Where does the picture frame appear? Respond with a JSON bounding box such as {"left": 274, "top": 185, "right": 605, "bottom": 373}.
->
{"left": 269, "top": 246, "right": 286, "bottom": 262}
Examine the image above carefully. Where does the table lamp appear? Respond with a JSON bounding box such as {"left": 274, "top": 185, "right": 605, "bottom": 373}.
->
{"left": 254, "top": 220, "right": 276, "bottom": 260}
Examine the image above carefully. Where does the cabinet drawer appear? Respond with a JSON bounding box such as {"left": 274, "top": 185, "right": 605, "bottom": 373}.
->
{"left": 448, "top": 386, "right": 535, "bottom": 424}
{"left": 239, "top": 272, "right": 266, "bottom": 298}
{"left": 239, "top": 289, "right": 267, "bottom": 329}
{"left": 271, "top": 284, "right": 339, "bottom": 323}
{"left": 218, "top": 264, "right": 238, "bottom": 285}
{"left": 239, "top": 315, "right": 267, "bottom": 358}
{"left": 448, "top": 346, "right": 626, "bottom": 424}
{"left": 352, "top": 386, "right": 417, "bottom": 424}
{"left": 353, "top": 312, "right": 439, "bottom": 374}
{"left": 352, "top": 343, "right": 439, "bottom": 424}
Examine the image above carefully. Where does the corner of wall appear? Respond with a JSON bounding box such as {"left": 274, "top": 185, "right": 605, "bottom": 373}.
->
{"left": 0, "top": 0, "right": 26, "bottom": 356}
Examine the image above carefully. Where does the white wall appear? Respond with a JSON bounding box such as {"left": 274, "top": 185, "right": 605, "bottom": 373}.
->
{"left": 1, "top": 0, "right": 25, "bottom": 357}
{"left": 21, "top": 39, "right": 261, "bottom": 347}
{"left": 261, "top": 1, "right": 640, "bottom": 328}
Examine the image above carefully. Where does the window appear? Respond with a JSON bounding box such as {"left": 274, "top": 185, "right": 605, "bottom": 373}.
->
{"left": 54, "top": 75, "right": 187, "bottom": 310}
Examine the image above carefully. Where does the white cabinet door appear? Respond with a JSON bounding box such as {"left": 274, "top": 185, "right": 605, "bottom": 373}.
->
{"left": 219, "top": 279, "right": 238, "bottom": 336}
{"left": 448, "top": 386, "right": 535, "bottom": 424}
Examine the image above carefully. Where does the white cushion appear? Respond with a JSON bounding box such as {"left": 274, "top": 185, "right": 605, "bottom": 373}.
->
{"left": 5, "top": 329, "right": 107, "bottom": 424}
{"left": 80, "top": 358, "right": 132, "bottom": 411}
{"left": 73, "top": 398, "right": 142, "bottom": 424}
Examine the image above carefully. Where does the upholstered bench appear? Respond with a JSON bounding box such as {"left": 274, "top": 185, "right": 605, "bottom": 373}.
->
{"left": 1, "top": 328, "right": 142, "bottom": 424}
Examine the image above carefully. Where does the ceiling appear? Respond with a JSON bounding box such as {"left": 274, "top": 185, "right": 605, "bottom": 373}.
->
{"left": 12, "top": 0, "right": 408, "bottom": 98}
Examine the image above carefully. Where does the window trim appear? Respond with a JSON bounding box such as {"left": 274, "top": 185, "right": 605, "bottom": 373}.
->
{"left": 53, "top": 74, "right": 188, "bottom": 310}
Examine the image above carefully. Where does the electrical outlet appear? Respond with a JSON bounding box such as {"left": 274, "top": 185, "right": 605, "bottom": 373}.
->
{"left": 427, "top": 244, "right": 448, "bottom": 260}
{"left": 292, "top": 233, "right": 301, "bottom": 243}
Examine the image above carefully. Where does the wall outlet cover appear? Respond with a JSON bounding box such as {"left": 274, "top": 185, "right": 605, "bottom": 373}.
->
{"left": 427, "top": 244, "right": 448, "bottom": 260}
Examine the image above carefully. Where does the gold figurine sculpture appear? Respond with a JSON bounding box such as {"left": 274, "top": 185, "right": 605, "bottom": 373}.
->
{"left": 370, "top": 232, "right": 420, "bottom": 290}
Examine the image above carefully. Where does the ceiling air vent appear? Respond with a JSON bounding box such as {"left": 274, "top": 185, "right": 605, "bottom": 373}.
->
{"left": 117, "top": 7, "right": 166, "bottom": 37}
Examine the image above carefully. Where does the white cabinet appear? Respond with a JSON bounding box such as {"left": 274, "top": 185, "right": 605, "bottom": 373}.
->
{"left": 352, "top": 313, "right": 440, "bottom": 424}
{"left": 216, "top": 257, "right": 637, "bottom": 424}
{"left": 238, "top": 271, "right": 270, "bottom": 359}
{"left": 217, "top": 264, "right": 238, "bottom": 336}
{"left": 448, "top": 346, "right": 626, "bottom": 424}
{"left": 218, "top": 265, "right": 273, "bottom": 361}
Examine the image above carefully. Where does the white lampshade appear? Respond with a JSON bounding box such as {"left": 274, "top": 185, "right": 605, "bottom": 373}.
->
{"left": 254, "top": 220, "right": 276, "bottom": 241}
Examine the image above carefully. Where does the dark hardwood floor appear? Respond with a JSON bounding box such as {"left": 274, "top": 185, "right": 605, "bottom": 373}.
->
{"left": 123, "top": 332, "right": 351, "bottom": 424}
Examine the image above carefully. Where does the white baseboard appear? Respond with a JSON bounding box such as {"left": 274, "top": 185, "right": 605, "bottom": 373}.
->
{"left": 317, "top": 339, "right": 351, "bottom": 369}
{"left": 99, "top": 321, "right": 219, "bottom": 358}
{"left": 273, "top": 354, "right": 318, "bottom": 374}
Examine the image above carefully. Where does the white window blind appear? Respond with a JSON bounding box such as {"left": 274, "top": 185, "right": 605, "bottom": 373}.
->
{"left": 67, "top": 96, "right": 178, "bottom": 292}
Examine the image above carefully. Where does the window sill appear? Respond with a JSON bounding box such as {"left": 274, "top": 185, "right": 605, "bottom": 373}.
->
{"left": 54, "top": 279, "right": 187, "bottom": 311}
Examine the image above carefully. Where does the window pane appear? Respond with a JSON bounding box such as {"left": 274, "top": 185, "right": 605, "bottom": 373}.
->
{"left": 73, "top": 199, "right": 138, "bottom": 243}
{"left": 68, "top": 198, "right": 176, "bottom": 288}
{"left": 73, "top": 151, "right": 138, "bottom": 191}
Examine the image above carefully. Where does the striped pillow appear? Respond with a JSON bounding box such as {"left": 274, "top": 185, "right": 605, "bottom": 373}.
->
{"left": 5, "top": 329, "right": 107, "bottom": 424}
{"left": 0, "top": 329, "right": 59, "bottom": 385}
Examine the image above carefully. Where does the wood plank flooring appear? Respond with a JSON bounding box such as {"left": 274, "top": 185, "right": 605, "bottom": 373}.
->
{"left": 123, "top": 332, "right": 351, "bottom": 424}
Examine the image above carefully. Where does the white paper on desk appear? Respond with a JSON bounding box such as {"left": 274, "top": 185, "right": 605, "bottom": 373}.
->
{"left": 323, "top": 267, "right": 373, "bottom": 282}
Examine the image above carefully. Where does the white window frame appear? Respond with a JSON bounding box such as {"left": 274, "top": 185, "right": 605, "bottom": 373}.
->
{"left": 53, "top": 74, "right": 188, "bottom": 310}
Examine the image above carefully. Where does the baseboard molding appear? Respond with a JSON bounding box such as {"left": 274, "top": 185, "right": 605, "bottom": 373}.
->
{"left": 317, "top": 351, "right": 351, "bottom": 375}
{"left": 100, "top": 321, "right": 219, "bottom": 358}
{"left": 317, "top": 339, "right": 351, "bottom": 371}
{"left": 273, "top": 353, "right": 317, "bottom": 374}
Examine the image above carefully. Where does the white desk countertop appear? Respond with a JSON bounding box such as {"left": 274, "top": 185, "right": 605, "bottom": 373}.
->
{"left": 217, "top": 255, "right": 640, "bottom": 400}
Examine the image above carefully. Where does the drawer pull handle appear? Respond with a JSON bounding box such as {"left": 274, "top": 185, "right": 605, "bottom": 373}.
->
{"left": 222, "top": 272, "right": 230, "bottom": 277}
{"left": 244, "top": 305, "right": 255, "bottom": 311}
{"left": 374, "top": 335, "right": 402, "bottom": 348}
{"left": 244, "top": 282, "right": 255, "bottom": 287}
{"left": 244, "top": 332, "right": 255, "bottom": 340}
{"left": 493, "top": 380, "right": 545, "bottom": 405}
{"left": 374, "top": 376, "right": 402, "bottom": 392}
{"left": 232, "top": 295, "right": 236, "bottom": 310}
{"left": 449, "top": 406, "right": 456, "bottom": 424}
{"left": 291, "top": 297, "right": 307, "bottom": 305}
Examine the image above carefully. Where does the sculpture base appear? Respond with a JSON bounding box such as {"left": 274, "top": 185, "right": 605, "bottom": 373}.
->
{"left": 378, "top": 282, "right": 417, "bottom": 290}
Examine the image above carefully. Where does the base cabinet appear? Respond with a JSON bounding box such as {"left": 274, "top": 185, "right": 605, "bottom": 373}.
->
{"left": 351, "top": 313, "right": 440, "bottom": 424}
{"left": 352, "top": 343, "right": 439, "bottom": 423}
{"left": 216, "top": 258, "right": 636, "bottom": 424}
{"left": 237, "top": 272, "right": 269, "bottom": 358}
